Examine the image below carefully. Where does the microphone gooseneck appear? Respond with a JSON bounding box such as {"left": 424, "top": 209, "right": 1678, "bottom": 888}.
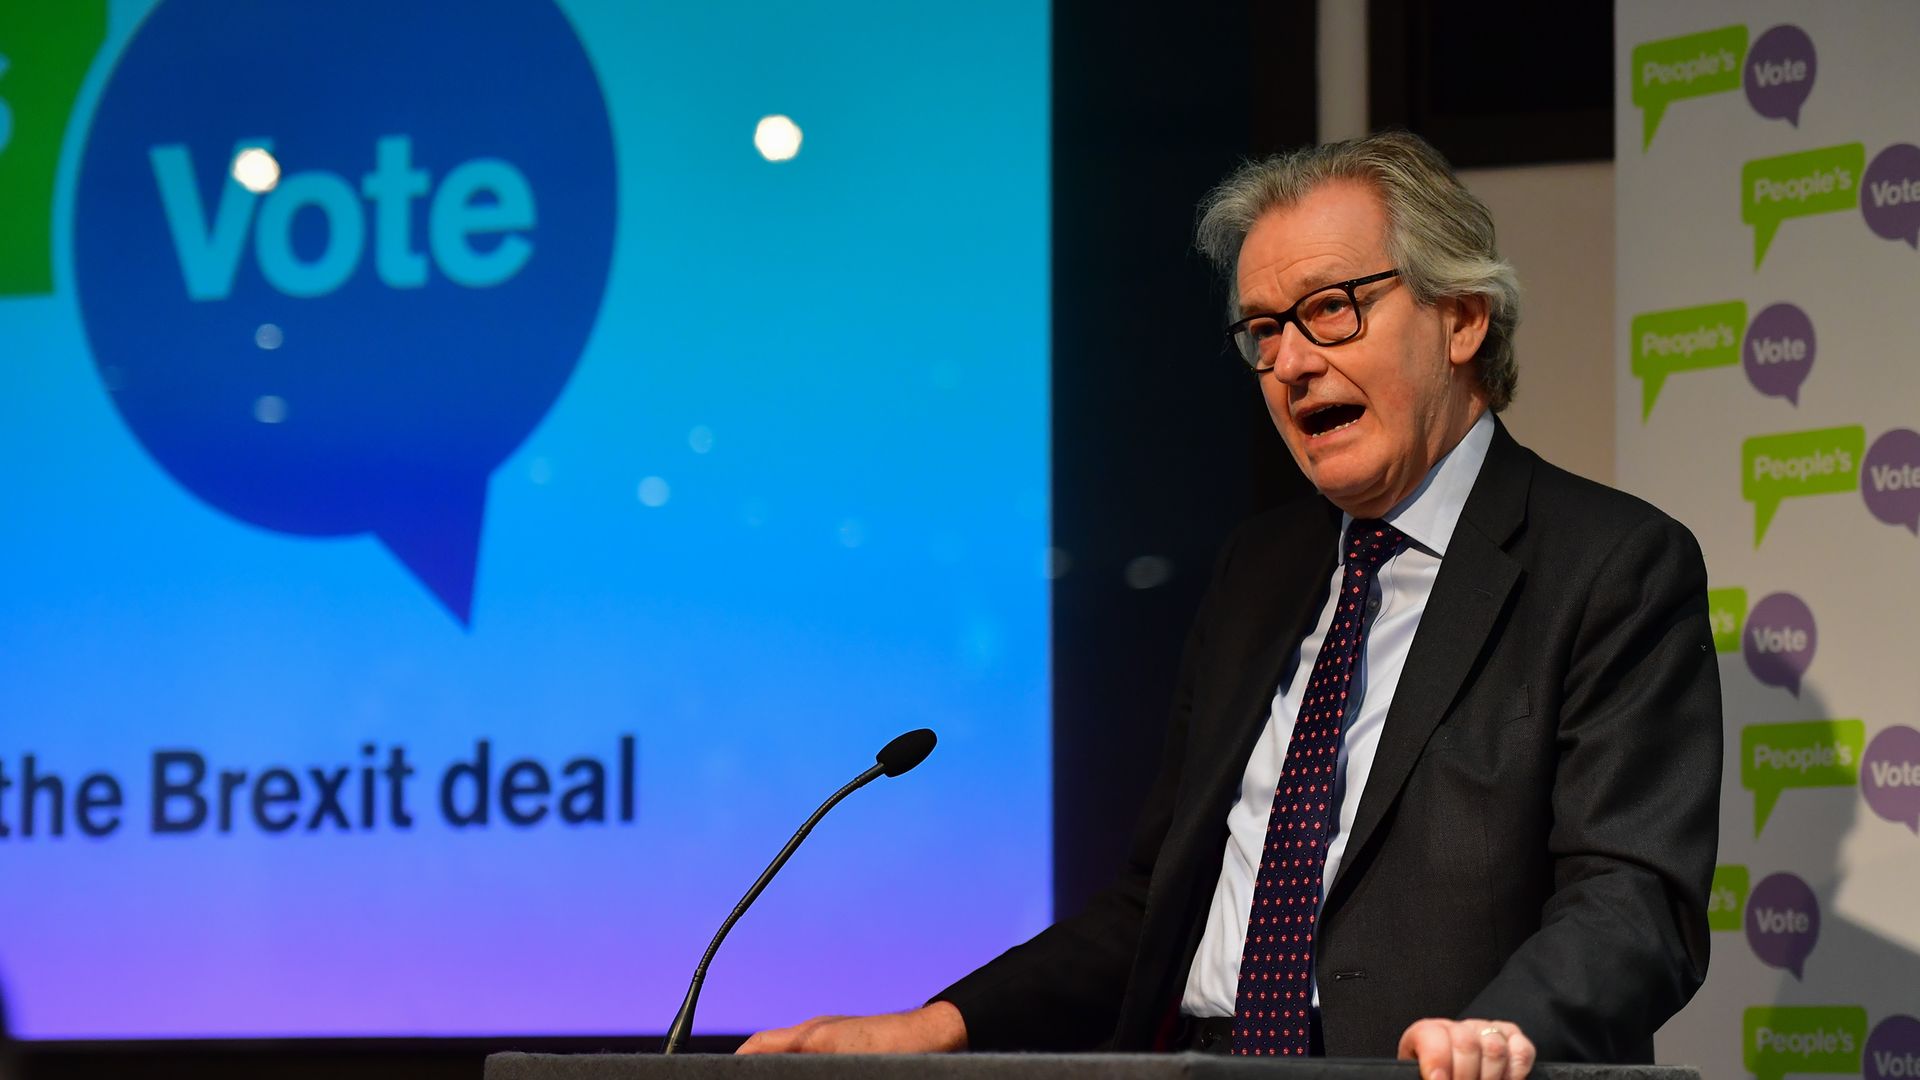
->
{"left": 661, "top": 729, "right": 937, "bottom": 1054}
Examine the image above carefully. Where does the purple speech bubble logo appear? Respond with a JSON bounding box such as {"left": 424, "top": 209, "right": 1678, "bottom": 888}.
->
{"left": 1864, "top": 143, "right": 1920, "bottom": 249}
{"left": 1743, "top": 303, "right": 1815, "bottom": 405}
{"left": 1744, "top": 25, "right": 1816, "bottom": 126}
{"left": 1860, "top": 726, "right": 1920, "bottom": 835}
{"left": 1863, "top": 429, "right": 1920, "bottom": 535}
{"left": 1866, "top": 1015, "right": 1920, "bottom": 1080}
{"left": 1744, "top": 871, "right": 1820, "bottom": 979}
{"left": 1743, "top": 592, "right": 1816, "bottom": 696}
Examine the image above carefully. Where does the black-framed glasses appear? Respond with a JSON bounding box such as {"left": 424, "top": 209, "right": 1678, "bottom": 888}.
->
{"left": 1224, "top": 268, "right": 1402, "bottom": 371}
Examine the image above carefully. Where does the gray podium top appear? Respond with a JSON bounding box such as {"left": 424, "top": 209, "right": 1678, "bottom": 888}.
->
{"left": 486, "top": 1052, "right": 1701, "bottom": 1080}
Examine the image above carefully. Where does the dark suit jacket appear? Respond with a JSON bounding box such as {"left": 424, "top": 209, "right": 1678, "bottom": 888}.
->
{"left": 939, "top": 421, "right": 1722, "bottom": 1063}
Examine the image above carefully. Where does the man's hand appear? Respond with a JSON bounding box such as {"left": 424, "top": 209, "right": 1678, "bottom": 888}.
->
{"left": 734, "top": 1001, "right": 968, "bottom": 1055}
{"left": 1397, "top": 1018, "right": 1537, "bottom": 1080}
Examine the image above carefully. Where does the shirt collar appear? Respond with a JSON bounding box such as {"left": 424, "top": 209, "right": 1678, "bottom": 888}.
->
{"left": 1343, "top": 410, "right": 1495, "bottom": 560}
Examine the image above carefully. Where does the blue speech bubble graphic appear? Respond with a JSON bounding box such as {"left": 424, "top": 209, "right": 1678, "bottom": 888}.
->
{"left": 73, "top": 0, "right": 616, "bottom": 624}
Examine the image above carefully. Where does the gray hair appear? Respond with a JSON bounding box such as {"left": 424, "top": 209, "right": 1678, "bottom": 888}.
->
{"left": 1194, "top": 130, "right": 1521, "bottom": 412}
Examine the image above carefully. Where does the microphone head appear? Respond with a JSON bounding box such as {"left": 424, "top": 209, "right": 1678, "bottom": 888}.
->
{"left": 875, "top": 728, "right": 936, "bottom": 777}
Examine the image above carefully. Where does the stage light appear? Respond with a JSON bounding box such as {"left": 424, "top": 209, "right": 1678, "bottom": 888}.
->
{"left": 754, "top": 115, "right": 802, "bottom": 162}
{"left": 637, "top": 475, "right": 671, "bottom": 507}
{"left": 231, "top": 146, "right": 280, "bottom": 193}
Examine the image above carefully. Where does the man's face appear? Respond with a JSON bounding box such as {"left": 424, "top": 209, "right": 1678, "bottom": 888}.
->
{"left": 1235, "top": 180, "right": 1488, "bottom": 518}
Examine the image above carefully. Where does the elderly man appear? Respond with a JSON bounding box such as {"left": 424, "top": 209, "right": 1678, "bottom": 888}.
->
{"left": 741, "top": 131, "right": 1721, "bottom": 1078}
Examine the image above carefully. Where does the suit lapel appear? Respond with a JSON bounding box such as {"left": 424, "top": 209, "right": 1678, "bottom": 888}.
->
{"left": 1325, "top": 421, "right": 1533, "bottom": 904}
{"left": 1189, "top": 502, "right": 1343, "bottom": 825}
{"left": 1147, "top": 502, "right": 1340, "bottom": 960}
{"left": 1126, "top": 500, "right": 1341, "bottom": 1036}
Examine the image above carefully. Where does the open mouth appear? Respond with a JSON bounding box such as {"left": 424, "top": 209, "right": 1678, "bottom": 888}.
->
{"left": 1299, "top": 402, "right": 1366, "bottom": 437}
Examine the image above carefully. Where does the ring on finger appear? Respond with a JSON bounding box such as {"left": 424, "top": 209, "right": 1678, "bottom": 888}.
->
{"left": 1480, "top": 1027, "right": 1506, "bottom": 1039}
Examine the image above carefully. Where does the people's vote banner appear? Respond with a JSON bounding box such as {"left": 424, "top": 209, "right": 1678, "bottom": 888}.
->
{"left": 0, "top": 0, "right": 1050, "bottom": 1040}
{"left": 1618, "top": 4, "right": 1920, "bottom": 1076}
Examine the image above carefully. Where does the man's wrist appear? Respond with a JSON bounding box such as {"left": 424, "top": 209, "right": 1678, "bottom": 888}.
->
{"left": 918, "top": 999, "right": 969, "bottom": 1052}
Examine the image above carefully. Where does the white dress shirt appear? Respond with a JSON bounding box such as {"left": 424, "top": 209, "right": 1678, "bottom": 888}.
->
{"left": 1180, "top": 411, "right": 1495, "bottom": 1017}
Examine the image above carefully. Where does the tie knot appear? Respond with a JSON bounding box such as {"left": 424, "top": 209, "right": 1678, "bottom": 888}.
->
{"left": 1344, "top": 518, "right": 1408, "bottom": 567}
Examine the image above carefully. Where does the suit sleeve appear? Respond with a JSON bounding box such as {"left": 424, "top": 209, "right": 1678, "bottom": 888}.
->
{"left": 930, "top": 528, "right": 1243, "bottom": 1051}
{"left": 1462, "top": 515, "right": 1722, "bottom": 1062}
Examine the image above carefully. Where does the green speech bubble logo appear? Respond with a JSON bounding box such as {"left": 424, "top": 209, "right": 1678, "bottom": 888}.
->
{"left": 1742, "top": 426, "right": 1866, "bottom": 547}
{"left": 0, "top": 1, "right": 108, "bottom": 296}
{"left": 1742, "top": 143, "right": 1867, "bottom": 268}
{"left": 1630, "top": 25, "right": 1747, "bottom": 151}
{"left": 1742, "top": 719, "right": 1865, "bottom": 837}
{"left": 1743, "top": 1005, "right": 1868, "bottom": 1080}
{"left": 1709, "top": 587, "right": 1748, "bottom": 653}
{"left": 1709, "top": 864, "right": 1750, "bottom": 931}
{"left": 1631, "top": 301, "right": 1746, "bottom": 420}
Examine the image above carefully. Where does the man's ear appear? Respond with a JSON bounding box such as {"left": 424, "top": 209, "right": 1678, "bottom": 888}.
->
{"left": 1445, "top": 293, "right": 1492, "bottom": 367}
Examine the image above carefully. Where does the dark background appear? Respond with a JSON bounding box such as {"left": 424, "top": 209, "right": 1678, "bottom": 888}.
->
{"left": 12, "top": 1, "right": 1610, "bottom": 1076}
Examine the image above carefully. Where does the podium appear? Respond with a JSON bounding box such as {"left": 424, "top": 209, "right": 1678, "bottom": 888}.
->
{"left": 485, "top": 1053, "right": 1702, "bottom": 1079}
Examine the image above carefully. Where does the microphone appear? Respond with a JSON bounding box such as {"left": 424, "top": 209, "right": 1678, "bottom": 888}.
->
{"left": 661, "top": 728, "right": 937, "bottom": 1054}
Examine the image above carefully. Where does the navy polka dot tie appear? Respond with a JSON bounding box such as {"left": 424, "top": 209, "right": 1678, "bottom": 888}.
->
{"left": 1231, "top": 518, "right": 1407, "bottom": 1057}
